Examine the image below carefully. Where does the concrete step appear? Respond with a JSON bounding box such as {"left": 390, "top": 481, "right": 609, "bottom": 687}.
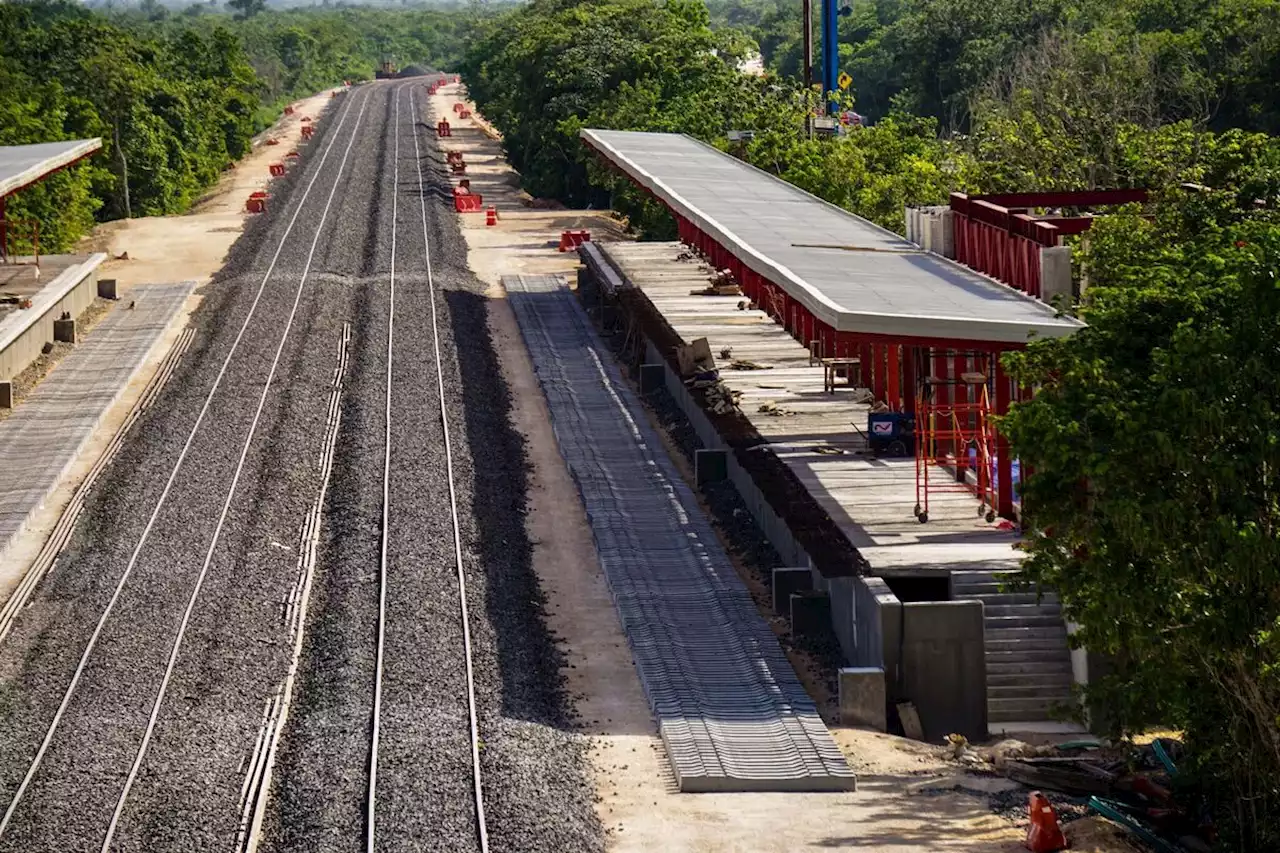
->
{"left": 988, "top": 683, "right": 1074, "bottom": 700}
{"left": 959, "top": 592, "right": 1059, "bottom": 606}
{"left": 983, "top": 603, "right": 1062, "bottom": 618}
{"left": 987, "top": 671, "right": 1074, "bottom": 689}
{"left": 984, "top": 614, "right": 1065, "bottom": 629}
{"left": 951, "top": 571, "right": 1019, "bottom": 584}
{"left": 986, "top": 625, "right": 1069, "bottom": 642}
{"left": 987, "top": 655, "right": 1074, "bottom": 673}
{"left": 989, "top": 696, "right": 1076, "bottom": 722}
{"left": 986, "top": 636, "right": 1071, "bottom": 653}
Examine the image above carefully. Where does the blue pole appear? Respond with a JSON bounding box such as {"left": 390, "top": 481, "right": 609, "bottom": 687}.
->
{"left": 822, "top": 0, "right": 838, "bottom": 116}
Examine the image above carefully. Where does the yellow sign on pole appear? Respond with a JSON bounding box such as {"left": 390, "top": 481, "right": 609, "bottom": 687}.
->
{"left": 837, "top": 71, "right": 852, "bottom": 90}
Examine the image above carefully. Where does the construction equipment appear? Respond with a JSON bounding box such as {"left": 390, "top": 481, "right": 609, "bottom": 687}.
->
{"left": 374, "top": 57, "right": 398, "bottom": 80}
{"left": 867, "top": 412, "right": 914, "bottom": 457}
{"left": 914, "top": 352, "right": 997, "bottom": 524}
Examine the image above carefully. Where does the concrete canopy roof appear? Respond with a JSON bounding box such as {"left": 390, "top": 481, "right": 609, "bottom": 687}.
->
{"left": 581, "top": 129, "right": 1085, "bottom": 345}
{"left": 0, "top": 139, "right": 103, "bottom": 200}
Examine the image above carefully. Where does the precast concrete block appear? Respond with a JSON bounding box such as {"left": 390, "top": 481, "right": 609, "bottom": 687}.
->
{"left": 53, "top": 318, "right": 76, "bottom": 344}
{"left": 639, "top": 363, "right": 666, "bottom": 394}
{"left": 98, "top": 278, "right": 119, "bottom": 300}
{"left": 790, "top": 590, "right": 831, "bottom": 638}
{"left": 839, "top": 667, "right": 887, "bottom": 730}
{"left": 0, "top": 380, "right": 12, "bottom": 409}
{"left": 772, "top": 566, "right": 813, "bottom": 615}
{"left": 694, "top": 448, "right": 727, "bottom": 486}
{"left": 1040, "top": 246, "right": 1073, "bottom": 308}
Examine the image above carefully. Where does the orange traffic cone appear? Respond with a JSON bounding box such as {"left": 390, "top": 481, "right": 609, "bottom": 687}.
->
{"left": 1025, "top": 791, "right": 1068, "bottom": 852}
{"left": 485, "top": 206, "right": 498, "bottom": 226}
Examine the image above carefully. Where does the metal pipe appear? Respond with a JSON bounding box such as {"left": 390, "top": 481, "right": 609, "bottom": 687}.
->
{"left": 821, "top": 0, "right": 839, "bottom": 115}
{"left": 802, "top": 0, "right": 814, "bottom": 136}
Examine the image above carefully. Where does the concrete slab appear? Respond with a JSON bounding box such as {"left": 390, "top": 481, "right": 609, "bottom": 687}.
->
{"left": 0, "top": 139, "right": 101, "bottom": 199}
{"left": 581, "top": 129, "right": 1084, "bottom": 344}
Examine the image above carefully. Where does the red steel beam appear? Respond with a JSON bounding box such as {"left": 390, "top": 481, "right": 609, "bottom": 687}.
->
{"left": 970, "top": 189, "right": 1149, "bottom": 209}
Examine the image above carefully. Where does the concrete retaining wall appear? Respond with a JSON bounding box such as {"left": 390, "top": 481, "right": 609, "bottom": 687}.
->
{"left": 0, "top": 254, "right": 106, "bottom": 380}
{"left": 882, "top": 600, "right": 987, "bottom": 740}
{"left": 645, "top": 339, "right": 816, "bottom": 573}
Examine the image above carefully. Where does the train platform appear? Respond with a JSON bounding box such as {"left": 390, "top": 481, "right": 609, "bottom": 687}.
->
{"left": 599, "top": 241, "right": 1023, "bottom": 577}
{"left": 0, "top": 281, "right": 195, "bottom": 566}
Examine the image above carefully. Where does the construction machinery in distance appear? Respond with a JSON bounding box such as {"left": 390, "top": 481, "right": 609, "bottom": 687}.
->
{"left": 375, "top": 57, "right": 398, "bottom": 79}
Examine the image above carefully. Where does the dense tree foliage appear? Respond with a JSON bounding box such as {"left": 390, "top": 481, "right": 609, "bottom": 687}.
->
{"left": 460, "top": 0, "right": 966, "bottom": 234}
{"left": 0, "top": 1, "right": 470, "bottom": 251}
{"left": 1003, "top": 174, "right": 1280, "bottom": 850}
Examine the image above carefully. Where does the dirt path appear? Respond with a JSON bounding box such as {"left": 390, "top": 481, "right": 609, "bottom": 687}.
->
{"left": 434, "top": 82, "right": 1033, "bottom": 852}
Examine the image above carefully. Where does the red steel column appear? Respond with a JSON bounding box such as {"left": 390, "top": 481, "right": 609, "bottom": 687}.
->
{"left": 933, "top": 348, "right": 950, "bottom": 407}
{"left": 859, "top": 341, "right": 872, "bottom": 387}
{"left": 902, "top": 345, "right": 917, "bottom": 412}
{"left": 952, "top": 351, "right": 968, "bottom": 477}
{"left": 885, "top": 345, "right": 899, "bottom": 409}
{"left": 871, "top": 345, "right": 887, "bottom": 402}
{"left": 995, "top": 355, "right": 1014, "bottom": 518}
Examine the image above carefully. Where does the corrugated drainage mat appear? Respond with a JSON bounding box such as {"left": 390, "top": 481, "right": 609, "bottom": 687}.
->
{"left": 504, "top": 273, "right": 856, "bottom": 793}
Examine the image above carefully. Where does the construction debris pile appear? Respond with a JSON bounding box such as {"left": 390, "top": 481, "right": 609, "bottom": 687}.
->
{"left": 677, "top": 337, "right": 742, "bottom": 414}
{"left": 950, "top": 737, "right": 1214, "bottom": 853}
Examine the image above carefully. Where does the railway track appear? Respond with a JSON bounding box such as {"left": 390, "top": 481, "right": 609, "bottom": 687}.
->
{"left": 366, "top": 81, "right": 489, "bottom": 853}
{"left": 0, "top": 82, "right": 374, "bottom": 851}
{"left": 0, "top": 77, "right": 597, "bottom": 853}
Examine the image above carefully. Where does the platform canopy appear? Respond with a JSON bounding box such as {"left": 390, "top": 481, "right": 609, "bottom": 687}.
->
{"left": 581, "top": 129, "right": 1085, "bottom": 345}
{"left": 0, "top": 139, "right": 102, "bottom": 200}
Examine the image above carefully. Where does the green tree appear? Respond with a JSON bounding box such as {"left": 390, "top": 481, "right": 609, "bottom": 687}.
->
{"left": 1002, "top": 189, "right": 1280, "bottom": 849}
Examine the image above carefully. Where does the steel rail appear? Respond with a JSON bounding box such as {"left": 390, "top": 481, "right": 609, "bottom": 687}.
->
{"left": 365, "top": 81, "right": 400, "bottom": 853}
{"left": 97, "top": 88, "right": 375, "bottom": 853}
{"left": 408, "top": 83, "right": 491, "bottom": 853}
{"left": 0, "top": 85, "right": 368, "bottom": 843}
{"left": 0, "top": 325, "right": 196, "bottom": 648}
{"left": 236, "top": 320, "right": 352, "bottom": 853}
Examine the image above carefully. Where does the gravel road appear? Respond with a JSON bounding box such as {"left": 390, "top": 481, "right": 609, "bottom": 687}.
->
{"left": 0, "top": 79, "right": 601, "bottom": 853}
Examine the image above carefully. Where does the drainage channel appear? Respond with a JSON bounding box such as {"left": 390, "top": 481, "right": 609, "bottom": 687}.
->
{"left": 504, "top": 273, "right": 855, "bottom": 793}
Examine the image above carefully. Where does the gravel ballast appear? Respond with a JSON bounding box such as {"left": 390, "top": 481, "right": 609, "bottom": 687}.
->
{"left": 262, "top": 81, "right": 602, "bottom": 853}
{"left": 0, "top": 79, "right": 600, "bottom": 853}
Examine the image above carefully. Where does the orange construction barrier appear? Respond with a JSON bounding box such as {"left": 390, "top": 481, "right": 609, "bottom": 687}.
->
{"left": 486, "top": 206, "right": 498, "bottom": 226}
{"left": 266, "top": 138, "right": 280, "bottom": 146}
{"left": 301, "top": 125, "right": 314, "bottom": 139}
{"left": 453, "top": 190, "right": 484, "bottom": 213}
{"left": 1024, "top": 792, "right": 1067, "bottom": 852}
{"left": 453, "top": 103, "right": 464, "bottom": 114}
{"left": 284, "top": 105, "right": 294, "bottom": 116}
{"left": 459, "top": 108, "right": 472, "bottom": 119}
{"left": 269, "top": 162, "right": 285, "bottom": 177}
{"left": 558, "top": 230, "right": 591, "bottom": 252}
{"left": 246, "top": 191, "right": 269, "bottom": 213}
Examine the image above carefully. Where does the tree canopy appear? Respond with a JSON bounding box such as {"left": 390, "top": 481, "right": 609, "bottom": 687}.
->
{"left": 0, "top": 0, "right": 471, "bottom": 250}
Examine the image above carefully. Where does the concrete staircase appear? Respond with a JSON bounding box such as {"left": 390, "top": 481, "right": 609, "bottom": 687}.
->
{"left": 952, "top": 570, "right": 1075, "bottom": 725}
